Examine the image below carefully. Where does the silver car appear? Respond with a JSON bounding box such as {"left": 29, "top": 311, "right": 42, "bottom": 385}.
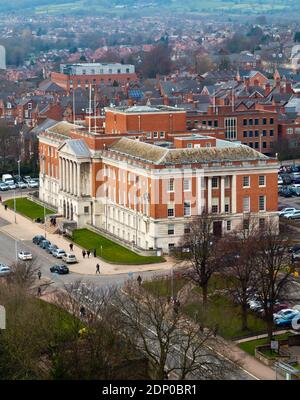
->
{"left": 0, "top": 264, "right": 11, "bottom": 276}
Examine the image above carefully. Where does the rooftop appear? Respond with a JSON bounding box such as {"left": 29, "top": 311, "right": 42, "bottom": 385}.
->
{"left": 105, "top": 105, "right": 185, "bottom": 114}
{"left": 107, "top": 137, "right": 269, "bottom": 166}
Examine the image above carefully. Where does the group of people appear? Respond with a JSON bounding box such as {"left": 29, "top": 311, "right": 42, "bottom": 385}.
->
{"left": 82, "top": 248, "right": 97, "bottom": 258}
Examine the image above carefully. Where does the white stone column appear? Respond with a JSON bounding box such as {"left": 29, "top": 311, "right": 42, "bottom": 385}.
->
{"left": 231, "top": 175, "right": 237, "bottom": 213}
{"left": 59, "top": 157, "right": 62, "bottom": 190}
{"left": 71, "top": 161, "right": 74, "bottom": 195}
{"left": 77, "top": 163, "right": 81, "bottom": 197}
{"left": 207, "top": 177, "right": 212, "bottom": 213}
{"left": 63, "top": 158, "right": 66, "bottom": 191}
{"left": 220, "top": 176, "right": 225, "bottom": 214}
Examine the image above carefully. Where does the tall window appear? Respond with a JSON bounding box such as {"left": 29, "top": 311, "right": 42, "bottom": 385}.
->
{"left": 168, "top": 224, "right": 175, "bottom": 235}
{"left": 212, "top": 198, "right": 219, "bottom": 213}
{"left": 259, "top": 175, "right": 265, "bottom": 186}
{"left": 168, "top": 178, "right": 174, "bottom": 192}
{"left": 243, "top": 196, "right": 250, "bottom": 212}
{"left": 225, "top": 117, "right": 237, "bottom": 140}
{"left": 259, "top": 195, "right": 265, "bottom": 211}
{"left": 167, "top": 203, "right": 175, "bottom": 217}
{"left": 212, "top": 177, "right": 218, "bottom": 188}
{"left": 184, "top": 201, "right": 191, "bottom": 216}
{"left": 243, "top": 176, "right": 250, "bottom": 188}
{"left": 183, "top": 178, "right": 191, "bottom": 192}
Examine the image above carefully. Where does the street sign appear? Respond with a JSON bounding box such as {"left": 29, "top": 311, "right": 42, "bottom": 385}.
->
{"left": 271, "top": 340, "right": 279, "bottom": 351}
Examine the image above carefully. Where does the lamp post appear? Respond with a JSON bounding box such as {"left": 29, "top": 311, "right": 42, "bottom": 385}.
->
{"left": 13, "top": 189, "right": 16, "bottom": 224}
{"left": 17, "top": 159, "right": 21, "bottom": 182}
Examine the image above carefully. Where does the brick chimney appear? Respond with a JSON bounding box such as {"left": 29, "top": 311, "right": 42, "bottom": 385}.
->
{"left": 285, "top": 81, "right": 293, "bottom": 94}
{"left": 265, "top": 82, "right": 271, "bottom": 96}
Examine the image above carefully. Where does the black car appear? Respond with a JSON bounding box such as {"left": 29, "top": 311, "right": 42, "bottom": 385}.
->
{"left": 280, "top": 188, "right": 293, "bottom": 198}
{"left": 39, "top": 240, "right": 51, "bottom": 249}
{"left": 32, "top": 235, "right": 46, "bottom": 245}
{"left": 50, "top": 264, "right": 69, "bottom": 275}
{"left": 288, "top": 243, "right": 300, "bottom": 253}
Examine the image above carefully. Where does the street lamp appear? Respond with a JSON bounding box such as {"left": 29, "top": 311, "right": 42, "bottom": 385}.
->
{"left": 17, "top": 159, "right": 21, "bottom": 182}
{"left": 13, "top": 189, "right": 16, "bottom": 224}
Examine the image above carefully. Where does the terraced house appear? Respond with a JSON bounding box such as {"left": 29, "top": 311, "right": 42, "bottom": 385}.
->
{"left": 39, "top": 120, "right": 279, "bottom": 253}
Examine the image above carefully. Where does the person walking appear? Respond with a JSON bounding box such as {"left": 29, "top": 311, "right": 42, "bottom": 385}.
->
{"left": 37, "top": 286, "right": 42, "bottom": 297}
{"left": 4, "top": 204, "right": 7, "bottom": 211}
{"left": 69, "top": 243, "right": 73, "bottom": 252}
{"left": 0, "top": 196, "right": 2, "bottom": 203}
{"left": 82, "top": 249, "right": 86, "bottom": 259}
{"left": 87, "top": 249, "right": 91, "bottom": 258}
{"left": 137, "top": 275, "right": 142, "bottom": 286}
{"left": 93, "top": 248, "right": 97, "bottom": 258}
{"left": 37, "top": 270, "right": 41, "bottom": 280}
{"left": 96, "top": 263, "right": 100, "bottom": 274}
{"left": 79, "top": 306, "right": 86, "bottom": 318}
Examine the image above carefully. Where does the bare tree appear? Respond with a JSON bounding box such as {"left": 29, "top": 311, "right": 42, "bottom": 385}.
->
{"left": 253, "top": 220, "right": 292, "bottom": 341}
{"left": 7, "top": 260, "right": 40, "bottom": 291}
{"left": 220, "top": 217, "right": 259, "bottom": 331}
{"left": 114, "top": 281, "right": 234, "bottom": 380}
{"left": 175, "top": 213, "right": 223, "bottom": 306}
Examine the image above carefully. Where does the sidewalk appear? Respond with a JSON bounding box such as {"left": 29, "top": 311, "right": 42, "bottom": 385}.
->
{"left": 0, "top": 205, "right": 173, "bottom": 276}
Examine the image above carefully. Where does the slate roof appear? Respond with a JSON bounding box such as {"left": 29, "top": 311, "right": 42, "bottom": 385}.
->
{"left": 61, "top": 139, "right": 91, "bottom": 158}
{"left": 108, "top": 137, "right": 268, "bottom": 165}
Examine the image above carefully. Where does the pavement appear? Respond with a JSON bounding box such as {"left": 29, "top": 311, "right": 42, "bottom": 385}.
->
{"left": 0, "top": 203, "right": 172, "bottom": 276}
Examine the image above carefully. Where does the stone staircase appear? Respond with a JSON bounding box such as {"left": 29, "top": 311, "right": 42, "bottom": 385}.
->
{"left": 45, "top": 217, "right": 64, "bottom": 234}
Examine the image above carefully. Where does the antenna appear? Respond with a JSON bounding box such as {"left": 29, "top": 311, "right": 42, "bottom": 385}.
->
{"left": 94, "top": 85, "right": 97, "bottom": 134}
{"left": 89, "top": 84, "right": 92, "bottom": 133}
{"left": 213, "top": 90, "right": 216, "bottom": 113}
{"left": 73, "top": 88, "right": 76, "bottom": 126}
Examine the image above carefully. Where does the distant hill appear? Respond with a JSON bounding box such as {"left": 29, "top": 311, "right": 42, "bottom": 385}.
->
{"left": 1, "top": 0, "right": 299, "bottom": 15}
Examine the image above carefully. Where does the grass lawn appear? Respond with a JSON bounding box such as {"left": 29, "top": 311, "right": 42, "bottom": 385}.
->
{"left": 239, "top": 333, "right": 292, "bottom": 356}
{"left": 143, "top": 277, "right": 187, "bottom": 297}
{"left": 4, "top": 198, "right": 55, "bottom": 220}
{"left": 184, "top": 294, "right": 267, "bottom": 340}
{"left": 72, "top": 228, "right": 165, "bottom": 265}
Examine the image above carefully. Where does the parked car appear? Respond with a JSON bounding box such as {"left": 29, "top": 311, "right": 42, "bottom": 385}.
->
{"left": 278, "top": 176, "right": 283, "bottom": 185}
{"left": 0, "top": 264, "right": 11, "bottom": 276}
{"left": 18, "top": 251, "right": 33, "bottom": 261}
{"left": 23, "top": 176, "right": 31, "bottom": 183}
{"left": 39, "top": 240, "right": 51, "bottom": 249}
{"left": 284, "top": 210, "right": 300, "bottom": 219}
{"left": 32, "top": 235, "right": 45, "bottom": 245}
{"left": 290, "top": 184, "right": 300, "bottom": 196}
{"left": 62, "top": 253, "right": 77, "bottom": 264}
{"left": 280, "top": 188, "right": 293, "bottom": 198}
{"left": 292, "top": 251, "right": 300, "bottom": 261}
{"left": 288, "top": 243, "right": 300, "bottom": 253}
{"left": 46, "top": 244, "right": 58, "bottom": 254}
{"left": 278, "top": 208, "right": 298, "bottom": 217}
{"left": 50, "top": 264, "right": 69, "bottom": 274}
{"left": 17, "top": 181, "right": 27, "bottom": 189}
{"left": 0, "top": 183, "right": 9, "bottom": 191}
{"left": 27, "top": 180, "right": 39, "bottom": 188}
{"left": 52, "top": 249, "right": 66, "bottom": 258}
{"left": 274, "top": 309, "right": 297, "bottom": 320}
{"left": 274, "top": 310, "right": 300, "bottom": 327}
{"left": 7, "top": 181, "right": 16, "bottom": 190}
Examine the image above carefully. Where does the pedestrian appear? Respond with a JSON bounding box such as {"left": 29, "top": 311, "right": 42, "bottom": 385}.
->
{"left": 96, "top": 263, "right": 100, "bottom": 274}
{"left": 87, "top": 249, "right": 91, "bottom": 258}
{"left": 4, "top": 204, "right": 7, "bottom": 210}
{"left": 82, "top": 249, "right": 86, "bottom": 259}
{"left": 137, "top": 275, "right": 142, "bottom": 286}
{"left": 37, "top": 286, "right": 41, "bottom": 297}
{"left": 213, "top": 324, "right": 219, "bottom": 337}
{"left": 0, "top": 196, "right": 2, "bottom": 203}
{"left": 79, "top": 306, "right": 86, "bottom": 318}
{"left": 37, "top": 270, "right": 41, "bottom": 280}
{"left": 69, "top": 243, "right": 73, "bottom": 252}
{"left": 163, "top": 370, "right": 169, "bottom": 380}
{"left": 93, "top": 248, "right": 96, "bottom": 257}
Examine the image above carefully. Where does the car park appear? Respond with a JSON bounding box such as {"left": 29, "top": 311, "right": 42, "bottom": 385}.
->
{"left": 280, "top": 188, "right": 293, "bottom": 197}
{"left": 50, "top": 264, "right": 69, "bottom": 274}
{"left": 283, "top": 210, "right": 300, "bottom": 219}
{"left": 18, "top": 251, "right": 33, "bottom": 261}
{"left": 62, "top": 253, "right": 78, "bottom": 264}
{"left": 52, "top": 249, "right": 66, "bottom": 258}
{"left": 32, "top": 235, "right": 46, "bottom": 245}
{"left": 0, "top": 264, "right": 11, "bottom": 276}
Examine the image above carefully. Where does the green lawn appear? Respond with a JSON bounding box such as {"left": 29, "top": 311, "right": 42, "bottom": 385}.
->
{"left": 184, "top": 294, "right": 267, "bottom": 340}
{"left": 4, "top": 198, "right": 55, "bottom": 220}
{"left": 239, "top": 333, "right": 292, "bottom": 356}
{"left": 143, "top": 277, "right": 187, "bottom": 297}
{"left": 72, "top": 228, "right": 165, "bottom": 265}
